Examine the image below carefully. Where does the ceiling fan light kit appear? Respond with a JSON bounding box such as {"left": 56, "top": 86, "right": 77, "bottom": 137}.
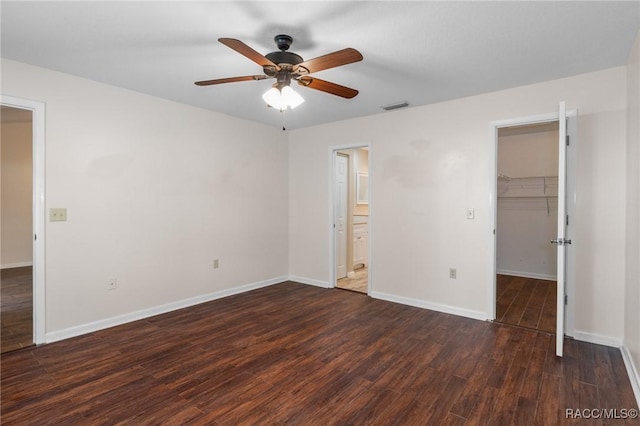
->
{"left": 263, "top": 85, "right": 305, "bottom": 110}
{"left": 195, "top": 34, "right": 363, "bottom": 113}
{"left": 262, "top": 67, "right": 305, "bottom": 111}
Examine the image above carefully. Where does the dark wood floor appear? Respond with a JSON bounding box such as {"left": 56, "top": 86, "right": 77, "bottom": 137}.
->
{"left": 1, "top": 281, "right": 637, "bottom": 425}
{"left": 496, "top": 274, "right": 557, "bottom": 333}
{"left": 1, "top": 267, "right": 33, "bottom": 353}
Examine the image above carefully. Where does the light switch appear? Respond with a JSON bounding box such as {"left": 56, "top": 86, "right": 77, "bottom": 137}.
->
{"left": 466, "top": 208, "right": 474, "bottom": 220}
{"left": 50, "top": 208, "right": 67, "bottom": 222}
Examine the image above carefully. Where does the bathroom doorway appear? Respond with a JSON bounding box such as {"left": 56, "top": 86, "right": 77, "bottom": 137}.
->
{"left": 332, "top": 146, "right": 369, "bottom": 294}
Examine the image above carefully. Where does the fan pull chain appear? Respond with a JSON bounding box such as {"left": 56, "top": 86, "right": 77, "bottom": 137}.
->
{"left": 281, "top": 108, "right": 286, "bottom": 131}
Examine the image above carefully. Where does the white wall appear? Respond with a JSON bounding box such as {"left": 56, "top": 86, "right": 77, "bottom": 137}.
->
{"left": 625, "top": 31, "right": 640, "bottom": 400}
{"left": 1, "top": 120, "right": 33, "bottom": 268}
{"left": 0, "top": 56, "right": 632, "bottom": 353}
{"left": 496, "top": 128, "right": 558, "bottom": 280}
{"left": 289, "top": 67, "right": 627, "bottom": 341}
{"left": 1, "top": 59, "right": 289, "bottom": 336}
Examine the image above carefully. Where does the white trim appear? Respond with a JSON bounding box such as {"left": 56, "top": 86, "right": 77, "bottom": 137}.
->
{"left": 572, "top": 330, "right": 623, "bottom": 348}
{"left": 371, "top": 290, "right": 488, "bottom": 321}
{"left": 621, "top": 345, "right": 640, "bottom": 407}
{"left": 288, "top": 275, "right": 331, "bottom": 288}
{"left": 488, "top": 124, "right": 498, "bottom": 321}
{"left": 328, "top": 148, "right": 336, "bottom": 288}
{"left": 1, "top": 261, "right": 34, "bottom": 269}
{"left": 491, "top": 111, "right": 561, "bottom": 129}
{"left": 45, "top": 276, "right": 287, "bottom": 344}
{"left": 0, "top": 94, "right": 46, "bottom": 345}
{"left": 556, "top": 101, "right": 567, "bottom": 357}
{"left": 496, "top": 269, "right": 557, "bottom": 281}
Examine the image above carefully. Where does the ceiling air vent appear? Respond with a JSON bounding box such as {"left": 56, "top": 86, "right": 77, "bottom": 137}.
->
{"left": 381, "top": 101, "right": 409, "bottom": 111}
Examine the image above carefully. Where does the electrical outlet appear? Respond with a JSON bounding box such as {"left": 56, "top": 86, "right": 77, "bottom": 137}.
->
{"left": 213, "top": 259, "right": 219, "bottom": 269}
{"left": 449, "top": 268, "right": 457, "bottom": 279}
{"left": 107, "top": 278, "right": 117, "bottom": 290}
{"left": 49, "top": 208, "right": 67, "bottom": 222}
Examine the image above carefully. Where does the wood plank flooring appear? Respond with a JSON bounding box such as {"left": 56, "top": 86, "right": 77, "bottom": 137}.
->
{"left": 496, "top": 274, "right": 557, "bottom": 333}
{"left": 1, "top": 267, "right": 33, "bottom": 353}
{"left": 2, "top": 281, "right": 637, "bottom": 425}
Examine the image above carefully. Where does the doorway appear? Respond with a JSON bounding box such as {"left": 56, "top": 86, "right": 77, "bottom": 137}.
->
{"left": 0, "top": 96, "right": 46, "bottom": 349}
{"left": 490, "top": 103, "right": 576, "bottom": 357}
{"left": 1, "top": 105, "right": 34, "bottom": 352}
{"left": 495, "top": 121, "right": 559, "bottom": 333}
{"left": 332, "top": 146, "right": 370, "bottom": 294}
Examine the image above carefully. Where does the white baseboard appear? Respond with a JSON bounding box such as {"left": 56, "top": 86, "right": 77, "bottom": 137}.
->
{"left": 45, "top": 275, "right": 288, "bottom": 344}
{"left": 621, "top": 345, "right": 640, "bottom": 407}
{"left": 370, "top": 290, "right": 488, "bottom": 321}
{"left": 572, "top": 330, "right": 623, "bottom": 348}
{"left": 288, "top": 275, "right": 331, "bottom": 288}
{"left": 1, "top": 261, "right": 33, "bottom": 269}
{"left": 497, "top": 269, "right": 556, "bottom": 281}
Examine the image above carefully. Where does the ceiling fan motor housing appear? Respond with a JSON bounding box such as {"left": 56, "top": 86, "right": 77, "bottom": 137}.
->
{"left": 263, "top": 34, "right": 305, "bottom": 76}
{"left": 265, "top": 51, "right": 303, "bottom": 67}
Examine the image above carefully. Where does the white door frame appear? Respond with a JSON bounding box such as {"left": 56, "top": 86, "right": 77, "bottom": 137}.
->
{"left": 488, "top": 109, "right": 577, "bottom": 338}
{"left": 1, "top": 94, "right": 46, "bottom": 345}
{"left": 328, "top": 142, "right": 371, "bottom": 294}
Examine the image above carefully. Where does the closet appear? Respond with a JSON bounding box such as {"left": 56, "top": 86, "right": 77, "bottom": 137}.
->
{"left": 495, "top": 122, "right": 559, "bottom": 333}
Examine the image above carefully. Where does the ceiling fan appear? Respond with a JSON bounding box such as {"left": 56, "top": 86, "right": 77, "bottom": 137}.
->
{"left": 195, "top": 34, "right": 363, "bottom": 111}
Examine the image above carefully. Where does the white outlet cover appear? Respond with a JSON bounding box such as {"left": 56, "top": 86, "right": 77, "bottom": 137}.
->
{"left": 49, "top": 208, "right": 67, "bottom": 222}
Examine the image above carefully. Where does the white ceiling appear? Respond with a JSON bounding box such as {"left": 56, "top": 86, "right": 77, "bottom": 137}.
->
{"left": 1, "top": 1, "right": 638, "bottom": 130}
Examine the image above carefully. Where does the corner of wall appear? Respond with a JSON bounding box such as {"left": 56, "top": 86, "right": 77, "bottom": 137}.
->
{"left": 624, "top": 29, "right": 640, "bottom": 408}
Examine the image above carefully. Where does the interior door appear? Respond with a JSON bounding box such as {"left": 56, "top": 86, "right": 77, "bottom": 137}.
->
{"left": 335, "top": 154, "right": 348, "bottom": 279}
{"left": 553, "top": 101, "right": 568, "bottom": 357}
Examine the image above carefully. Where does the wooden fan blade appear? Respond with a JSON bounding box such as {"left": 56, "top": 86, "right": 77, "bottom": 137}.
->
{"left": 296, "top": 48, "right": 363, "bottom": 74}
{"left": 195, "top": 75, "right": 268, "bottom": 86}
{"left": 297, "top": 76, "right": 359, "bottom": 99}
{"left": 218, "top": 38, "right": 276, "bottom": 68}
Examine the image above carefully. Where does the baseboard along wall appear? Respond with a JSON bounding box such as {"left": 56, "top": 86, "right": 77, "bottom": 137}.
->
{"left": 45, "top": 275, "right": 288, "bottom": 344}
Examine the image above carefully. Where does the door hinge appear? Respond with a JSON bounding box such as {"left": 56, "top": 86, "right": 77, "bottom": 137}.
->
{"left": 34, "top": 234, "right": 37, "bottom": 241}
{"left": 566, "top": 215, "right": 569, "bottom": 226}
{"left": 551, "top": 238, "right": 572, "bottom": 245}
{"left": 566, "top": 135, "right": 570, "bottom": 146}
{"left": 565, "top": 295, "right": 568, "bottom": 305}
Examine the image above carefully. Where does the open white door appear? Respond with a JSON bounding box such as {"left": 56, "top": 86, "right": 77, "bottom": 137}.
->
{"left": 335, "top": 154, "right": 348, "bottom": 279}
{"left": 553, "top": 101, "right": 568, "bottom": 357}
